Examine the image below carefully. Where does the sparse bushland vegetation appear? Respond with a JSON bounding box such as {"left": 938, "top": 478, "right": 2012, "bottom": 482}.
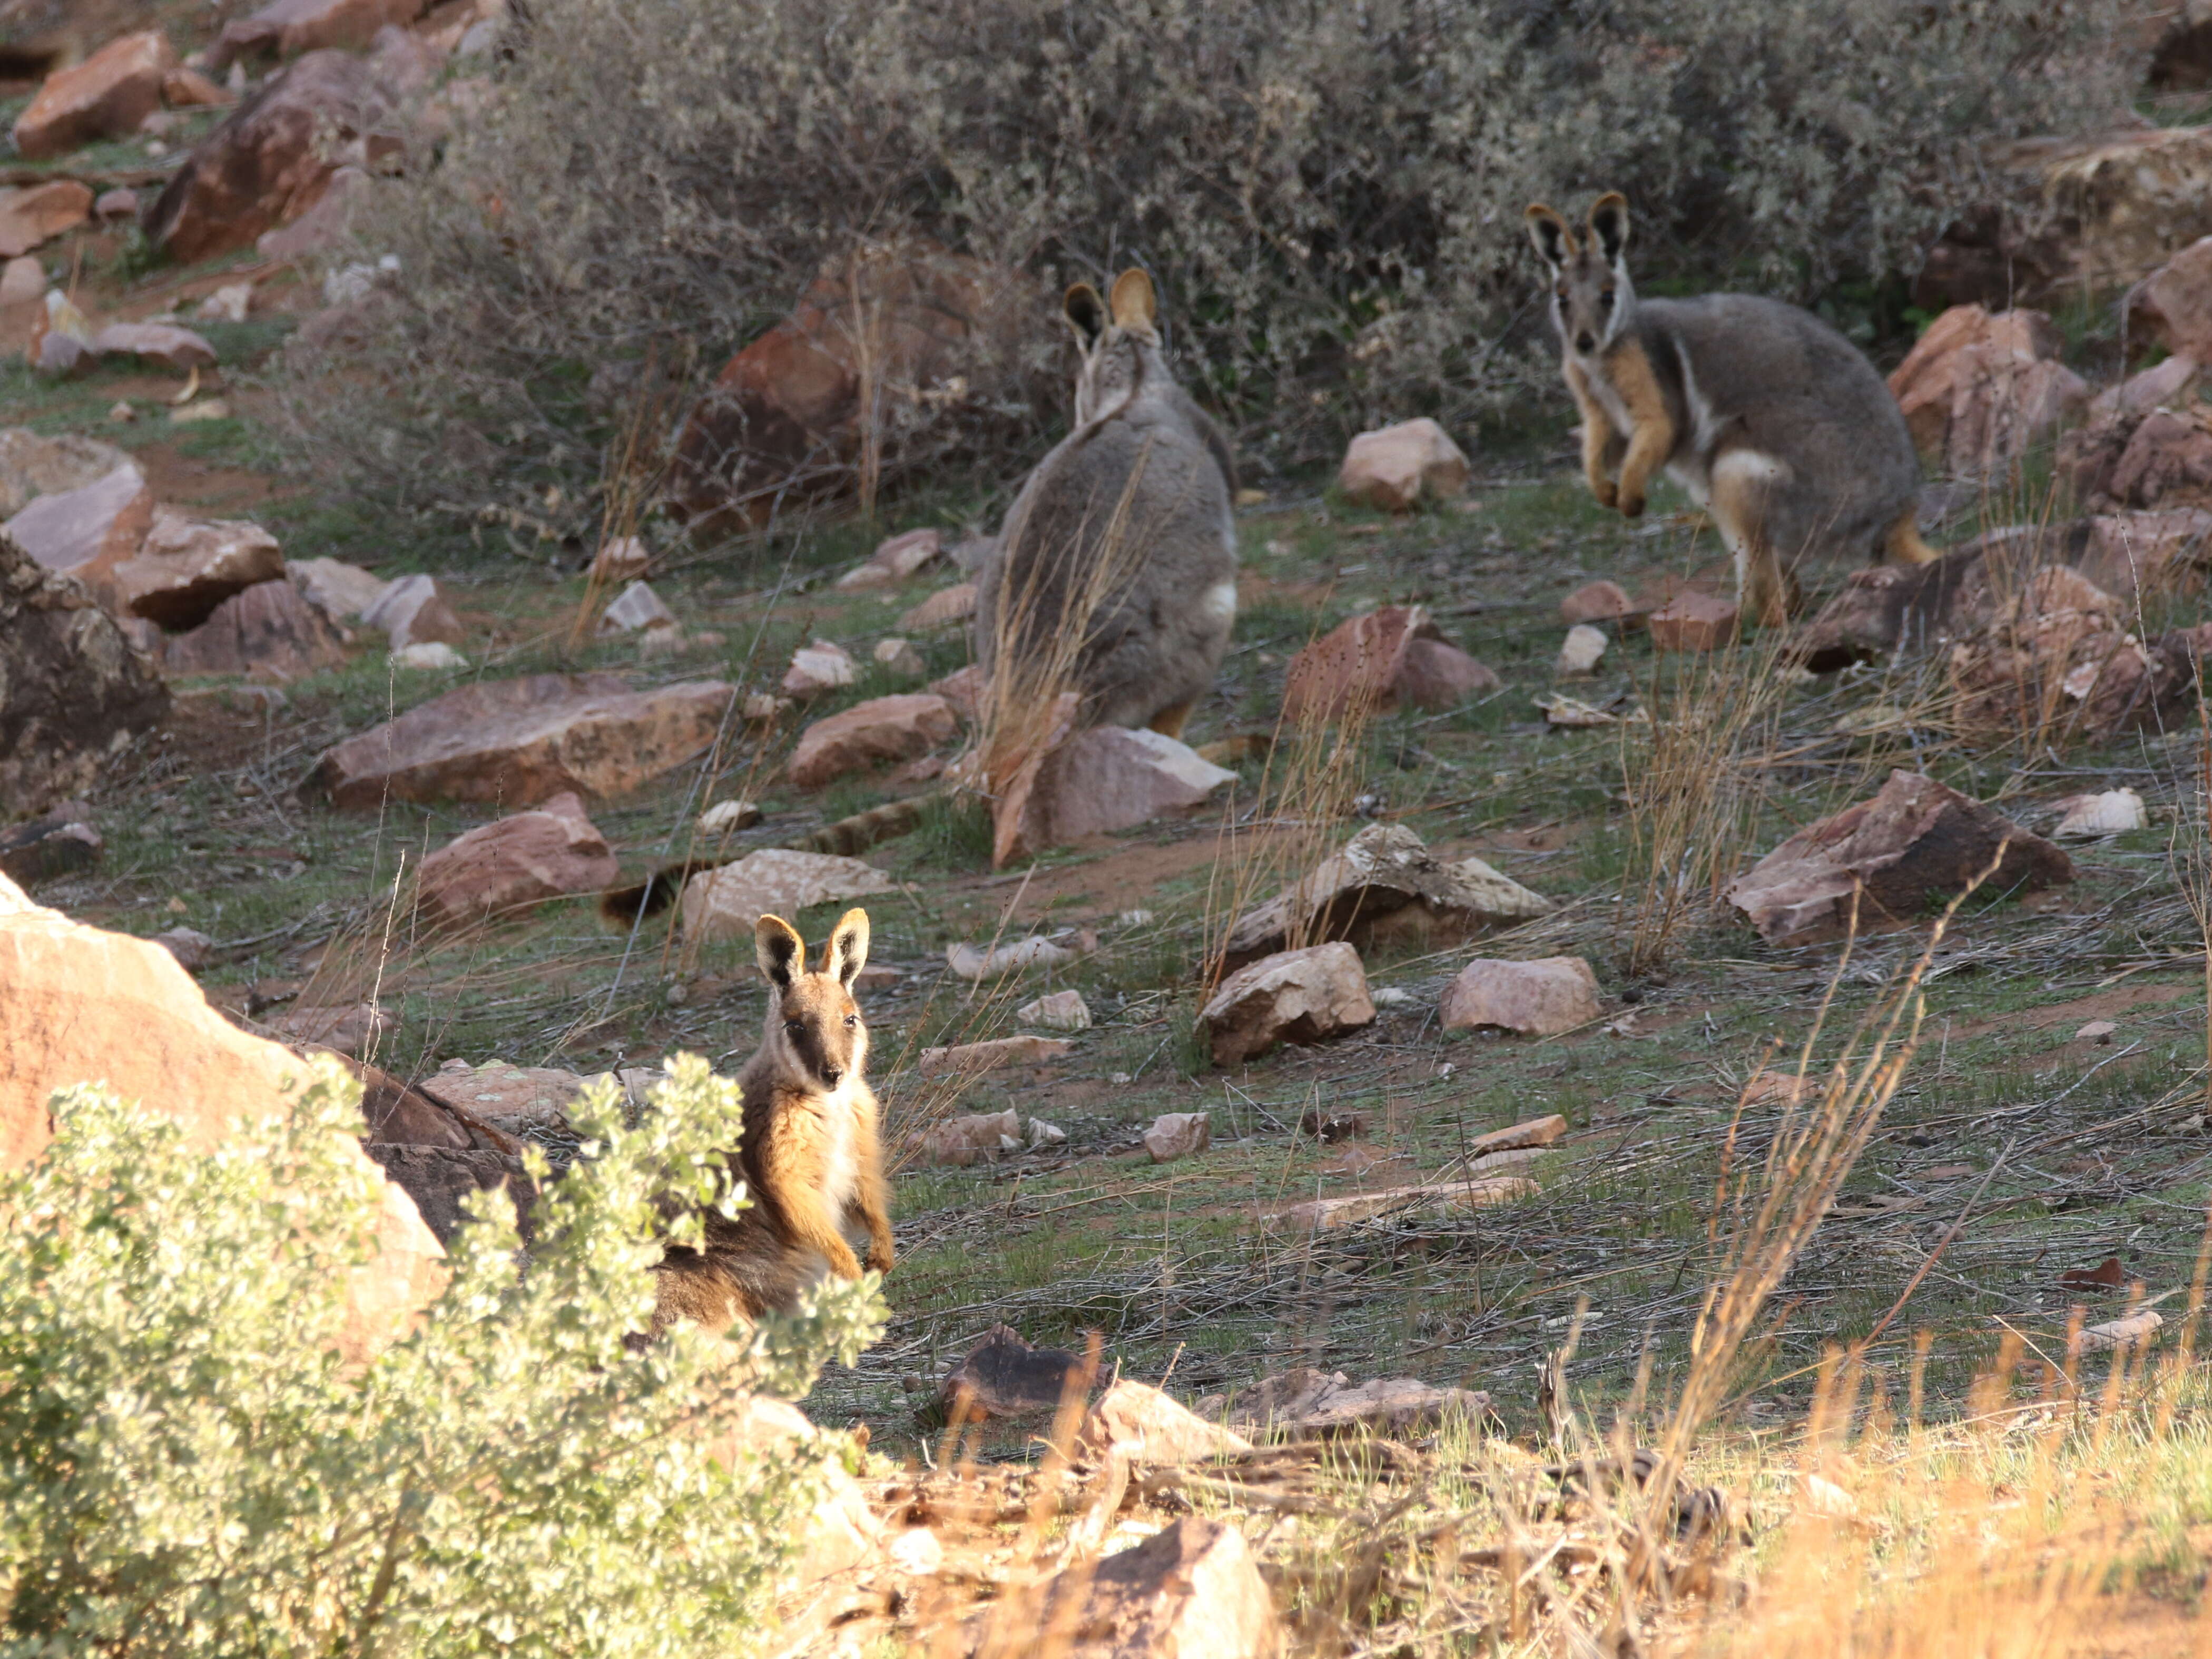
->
{"left": 0, "top": 1056, "right": 884, "bottom": 1656}
{"left": 293, "top": 0, "right": 2135, "bottom": 537}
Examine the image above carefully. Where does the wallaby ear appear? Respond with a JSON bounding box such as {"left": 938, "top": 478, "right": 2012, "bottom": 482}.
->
{"left": 1064, "top": 283, "right": 1107, "bottom": 346}
{"left": 822, "top": 907, "right": 871, "bottom": 988}
{"left": 755, "top": 914, "right": 803, "bottom": 989}
{"left": 1108, "top": 268, "right": 1157, "bottom": 331}
{"left": 1587, "top": 192, "right": 1630, "bottom": 269}
{"left": 1525, "top": 204, "right": 1576, "bottom": 271}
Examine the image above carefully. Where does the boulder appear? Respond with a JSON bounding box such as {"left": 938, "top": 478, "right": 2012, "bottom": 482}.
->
{"left": 897, "top": 581, "right": 978, "bottom": 633}
{"left": 165, "top": 66, "right": 231, "bottom": 108}
{"left": 1726, "top": 769, "right": 2073, "bottom": 946}
{"left": 2129, "top": 234, "right": 2212, "bottom": 365}
{"left": 1795, "top": 527, "right": 2052, "bottom": 671}
{"left": 1078, "top": 1380, "right": 1253, "bottom": 1465}
{"left": 2103, "top": 409, "right": 2212, "bottom": 509}
{"left": 109, "top": 510, "right": 285, "bottom": 630}
{"left": 835, "top": 526, "right": 942, "bottom": 591}
{"left": 677, "top": 848, "right": 896, "bottom": 941}
{"left": 2, "top": 465, "right": 154, "bottom": 597}
{"left": 0, "top": 802, "right": 100, "bottom": 887}
{"left": 12, "top": 32, "right": 173, "bottom": 161}
{"left": 0, "top": 181, "right": 93, "bottom": 259}
{"left": 288, "top": 556, "right": 387, "bottom": 622}
{"left": 915, "top": 1109, "right": 1025, "bottom": 1167}
{"left": 145, "top": 51, "right": 392, "bottom": 265}
{"left": 1647, "top": 589, "right": 1739, "bottom": 651}
{"left": 414, "top": 1059, "right": 579, "bottom": 1137}
{"left": 1282, "top": 604, "right": 1497, "bottom": 725}
{"left": 788, "top": 692, "right": 958, "bottom": 788}
{"left": 1222, "top": 823, "right": 1550, "bottom": 971}
{"left": 302, "top": 674, "right": 736, "bottom": 810}
{"left": 348, "top": 1061, "right": 471, "bottom": 1149}
{"left": 363, "top": 1143, "right": 536, "bottom": 1248}
{"left": 216, "top": 0, "right": 429, "bottom": 62}
{"left": 2087, "top": 355, "right": 2199, "bottom": 426}
{"left": 1202, "top": 940, "right": 1376, "bottom": 1067}
{"left": 1439, "top": 956, "right": 1602, "bottom": 1037}
{"left": 0, "top": 531, "right": 168, "bottom": 816}
{"left": 664, "top": 245, "right": 1040, "bottom": 534}
{"left": 977, "top": 1517, "right": 1281, "bottom": 1659}
{"left": 0, "top": 872, "right": 443, "bottom": 1361}
{"left": 1017, "top": 988, "right": 1091, "bottom": 1030}
{"left": 360, "top": 573, "right": 464, "bottom": 650}
{"left": 1886, "top": 307, "right": 2086, "bottom": 475}
{"left": 416, "top": 791, "right": 619, "bottom": 926}
{"left": 938, "top": 1324, "right": 1093, "bottom": 1424}
{"left": 1560, "top": 578, "right": 1634, "bottom": 625}
{"left": 2074, "top": 509, "right": 2212, "bottom": 597}
{"left": 993, "top": 724, "right": 1237, "bottom": 863}
{"left": 0, "top": 429, "right": 137, "bottom": 519}
{"left": 595, "top": 580, "right": 675, "bottom": 636}
{"left": 89, "top": 323, "right": 218, "bottom": 374}
{"left": 913, "top": 1035, "right": 1074, "bottom": 1076}
{"left": 1338, "top": 418, "right": 1471, "bottom": 511}
{"left": 1206, "top": 1369, "right": 1490, "bottom": 1438}
{"left": 255, "top": 163, "right": 372, "bottom": 262}
{"left": 161, "top": 577, "right": 348, "bottom": 679}
{"left": 781, "top": 638, "right": 856, "bottom": 696}
{"left": 1143, "top": 1111, "right": 1211, "bottom": 1163}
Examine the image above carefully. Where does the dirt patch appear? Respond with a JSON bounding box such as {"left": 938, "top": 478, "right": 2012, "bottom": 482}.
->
{"left": 1950, "top": 980, "right": 2197, "bottom": 1042}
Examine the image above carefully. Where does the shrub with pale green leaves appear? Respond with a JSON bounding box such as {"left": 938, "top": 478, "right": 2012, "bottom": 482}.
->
{"left": 295, "top": 0, "right": 2130, "bottom": 530}
{"left": 0, "top": 1054, "right": 884, "bottom": 1657}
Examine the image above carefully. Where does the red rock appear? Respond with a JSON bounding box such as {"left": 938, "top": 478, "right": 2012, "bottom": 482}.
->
{"left": 674, "top": 847, "right": 895, "bottom": 940}
{"left": 1727, "top": 769, "right": 2072, "bottom": 945}
{"left": 110, "top": 509, "right": 284, "bottom": 630}
{"left": 2087, "top": 354, "right": 2197, "bottom": 425}
{"left": 265, "top": 1001, "right": 391, "bottom": 1057}
{"left": 595, "top": 580, "right": 675, "bottom": 635}
{"left": 1887, "top": 307, "right": 2073, "bottom": 466}
{"left": 417, "top": 791, "right": 619, "bottom": 926}
{"left": 0, "top": 802, "right": 100, "bottom": 888}
{"left": 2, "top": 465, "right": 154, "bottom": 596}
{"left": 896, "top": 581, "right": 977, "bottom": 632}
{"left": 665, "top": 245, "right": 1039, "bottom": 533}
{"left": 1079, "top": 1380, "right": 1253, "bottom": 1464}
{"left": 1202, "top": 941, "right": 1376, "bottom": 1067}
{"left": 417, "top": 1059, "right": 582, "bottom": 1138}
{"left": 992, "top": 725, "right": 1237, "bottom": 862}
{"left": 11, "top": 32, "right": 173, "bottom": 161}
{"left": 2075, "top": 509, "right": 2212, "bottom": 596}
{"left": 217, "top": 0, "right": 428, "bottom": 62}
{"left": 1647, "top": 589, "right": 1739, "bottom": 651}
{"left": 360, "top": 573, "right": 464, "bottom": 650}
{"left": 1205, "top": 1369, "right": 1493, "bottom": 1437}
{"left": 914, "top": 1109, "right": 1024, "bottom": 1166}
{"left": 288, "top": 556, "right": 387, "bottom": 622}
{"left": 1282, "top": 604, "right": 1497, "bottom": 725}
{"left": 973, "top": 1517, "right": 1281, "bottom": 1659}
{"left": 915, "top": 1035, "right": 1075, "bottom": 1077}
{"left": 1560, "top": 578, "right": 1634, "bottom": 625}
{"left": 161, "top": 577, "right": 348, "bottom": 679}
{"left": 2105, "top": 409, "right": 2212, "bottom": 508}
{"left": 255, "top": 163, "right": 371, "bottom": 262}
{"left": 0, "top": 428, "right": 136, "bottom": 517}
{"left": 164, "top": 66, "right": 231, "bottom": 108}
{"left": 0, "top": 257, "right": 42, "bottom": 307}
{"left": 0, "top": 532, "right": 167, "bottom": 816}
{"left": 929, "top": 663, "right": 986, "bottom": 722}
{"left": 361, "top": 1143, "right": 536, "bottom": 1248}
{"left": 2129, "top": 234, "right": 2212, "bottom": 364}
{"left": 780, "top": 638, "right": 856, "bottom": 696}
{"left": 1440, "top": 956, "right": 1602, "bottom": 1036}
{"left": 0, "top": 873, "right": 444, "bottom": 1362}
{"left": 89, "top": 322, "right": 218, "bottom": 372}
{"left": 1143, "top": 1111, "right": 1210, "bottom": 1162}
{"left": 302, "top": 674, "right": 736, "bottom": 810}
{"left": 1338, "top": 418, "right": 1471, "bottom": 511}
{"left": 0, "top": 181, "right": 93, "bottom": 259}
{"left": 788, "top": 692, "right": 958, "bottom": 788}
{"left": 589, "top": 536, "right": 650, "bottom": 583}
{"left": 836, "top": 526, "right": 942, "bottom": 590}
{"left": 93, "top": 188, "right": 139, "bottom": 223}
{"left": 145, "top": 51, "right": 385, "bottom": 265}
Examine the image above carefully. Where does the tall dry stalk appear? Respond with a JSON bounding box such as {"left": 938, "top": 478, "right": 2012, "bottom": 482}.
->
{"left": 567, "top": 361, "right": 681, "bottom": 653}
{"left": 1616, "top": 623, "right": 1796, "bottom": 977}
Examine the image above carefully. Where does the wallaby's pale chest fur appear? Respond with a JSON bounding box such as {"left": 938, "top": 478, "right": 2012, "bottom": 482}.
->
{"left": 1528, "top": 192, "right": 1935, "bottom": 629}
{"left": 648, "top": 907, "right": 894, "bottom": 1335}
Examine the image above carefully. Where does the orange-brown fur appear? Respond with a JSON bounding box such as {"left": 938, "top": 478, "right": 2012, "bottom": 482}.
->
{"left": 1885, "top": 503, "right": 1941, "bottom": 566}
{"left": 650, "top": 908, "right": 892, "bottom": 1334}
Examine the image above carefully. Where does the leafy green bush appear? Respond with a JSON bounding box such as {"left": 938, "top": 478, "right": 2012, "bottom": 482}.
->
{"left": 299, "top": 0, "right": 2130, "bottom": 528}
{"left": 0, "top": 1055, "right": 884, "bottom": 1656}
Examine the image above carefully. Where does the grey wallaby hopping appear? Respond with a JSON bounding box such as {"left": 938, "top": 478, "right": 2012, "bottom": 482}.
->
{"left": 1526, "top": 192, "right": 1935, "bottom": 626}
{"left": 975, "top": 269, "right": 1239, "bottom": 739}
{"left": 648, "top": 908, "right": 893, "bottom": 1334}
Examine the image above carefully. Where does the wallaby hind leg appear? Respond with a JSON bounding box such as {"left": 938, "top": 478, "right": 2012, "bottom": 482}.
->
{"left": 1709, "top": 449, "right": 1793, "bottom": 629}
{"left": 1148, "top": 701, "right": 1194, "bottom": 741}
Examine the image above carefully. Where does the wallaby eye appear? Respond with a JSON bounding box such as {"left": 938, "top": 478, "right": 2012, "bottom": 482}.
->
{"left": 1599, "top": 289, "right": 1615, "bottom": 309}
{"left": 843, "top": 1014, "right": 858, "bottom": 1028}
{"left": 784, "top": 1019, "right": 804, "bottom": 1035}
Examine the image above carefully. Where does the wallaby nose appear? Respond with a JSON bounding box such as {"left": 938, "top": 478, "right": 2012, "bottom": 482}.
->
{"left": 821, "top": 1064, "right": 843, "bottom": 1087}
{"left": 1574, "top": 330, "right": 1597, "bottom": 354}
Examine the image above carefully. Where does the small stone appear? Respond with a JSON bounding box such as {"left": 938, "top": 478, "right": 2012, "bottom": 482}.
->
{"left": 871, "top": 635, "right": 926, "bottom": 677}
{"left": 2076, "top": 1019, "right": 2117, "bottom": 1043}
{"left": 999, "top": 1517, "right": 1280, "bottom": 1658}
{"left": 917, "top": 1110, "right": 1024, "bottom": 1167}
{"left": 94, "top": 188, "right": 140, "bottom": 223}
{"left": 1440, "top": 957, "right": 1603, "bottom": 1037}
{"left": 0, "top": 257, "right": 44, "bottom": 306}
{"left": 393, "top": 642, "right": 467, "bottom": 673}
{"left": 162, "top": 578, "right": 348, "bottom": 679}
{"left": 591, "top": 536, "right": 650, "bottom": 582}
{"left": 1648, "top": 590, "right": 1739, "bottom": 651}
{"left": 0, "top": 804, "right": 102, "bottom": 887}
{"left": 1202, "top": 940, "right": 1376, "bottom": 1066}
{"left": 1560, "top": 578, "right": 1634, "bottom": 625}
{"left": 677, "top": 849, "right": 895, "bottom": 941}
{"left": 109, "top": 508, "right": 285, "bottom": 630}
{"left": 265, "top": 1001, "right": 391, "bottom": 1058}
{"left": 89, "top": 322, "right": 218, "bottom": 372}
{"left": 837, "top": 527, "right": 943, "bottom": 590}
{"left": 1078, "top": 1380, "right": 1252, "bottom": 1464}
{"left": 0, "top": 181, "right": 91, "bottom": 259}
{"left": 781, "top": 638, "right": 857, "bottom": 696}
{"left": 915, "top": 1035, "right": 1075, "bottom": 1076}
{"left": 2, "top": 463, "right": 154, "bottom": 596}
{"left": 1143, "top": 1111, "right": 1211, "bottom": 1163}
{"left": 152, "top": 926, "right": 214, "bottom": 972}
{"left": 2053, "top": 788, "right": 2147, "bottom": 838}
{"left": 1025, "top": 1118, "right": 1067, "bottom": 1150}
{"left": 196, "top": 282, "right": 252, "bottom": 324}
{"left": 1282, "top": 604, "right": 1498, "bottom": 725}
{"left": 886, "top": 1528, "right": 942, "bottom": 1576}
{"left": 788, "top": 692, "right": 958, "bottom": 788}
{"left": 1338, "top": 418, "right": 1471, "bottom": 511}
{"left": 741, "top": 692, "right": 794, "bottom": 722}
{"left": 697, "top": 798, "right": 761, "bottom": 836}
{"left": 416, "top": 792, "right": 618, "bottom": 927}
{"left": 993, "top": 724, "right": 1238, "bottom": 862}
{"left": 896, "top": 581, "right": 977, "bottom": 632}
{"left": 163, "top": 65, "right": 230, "bottom": 107}
{"left": 13, "top": 31, "right": 173, "bottom": 160}
{"left": 1556, "top": 623, "right": 1608, "bottom": 676}
{"left": 287, "top": 557, "right": 386, "bottom": 623}
{"left": 595, "top": 580, "right": 675, "bottom": 635}
{"left": 1016, "top": 988, "right": 1091, "bottom": 1030}
{"left": 946, "top": 935, "right": 1079, "bottom": 978}
{"left": 360, "top": 573, "right": 465, "bottom": 651}
{"left": 107, "top": 401, "right": 135, "bottom": 423}
{"left": 168, "top": 398, "right": 231, "bottom": 425}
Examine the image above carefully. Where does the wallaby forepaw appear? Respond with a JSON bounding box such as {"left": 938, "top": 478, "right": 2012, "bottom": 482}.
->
{"left": 1590, "top": 479, "right": 1618, "bottom": 510}
{"left": 868, "top": 1241, "right": 896, "bottom": 1273}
